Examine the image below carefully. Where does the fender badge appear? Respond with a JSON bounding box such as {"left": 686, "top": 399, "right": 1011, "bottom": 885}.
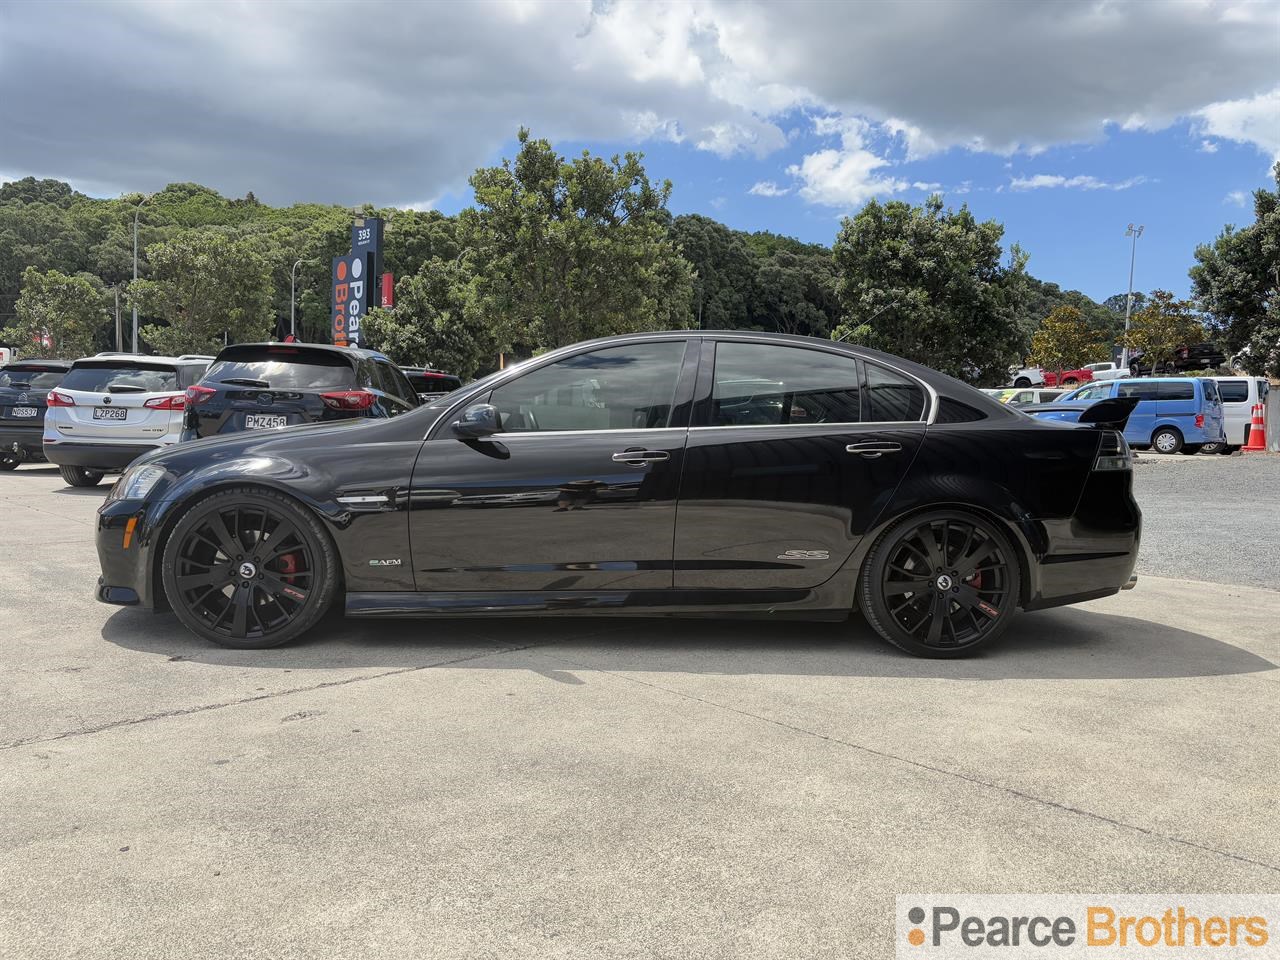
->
{"left": 369, "top": 559, "right": 402, "bottom": 567}
{"left": 777, "top": 549, "right": 829, "bottom": 561}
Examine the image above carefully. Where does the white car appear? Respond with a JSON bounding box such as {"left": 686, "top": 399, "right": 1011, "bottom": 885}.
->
{"left": 43, "top": 353, "right": 211, "bottom": 486}
{"left": 1009, "top": 365, "right": 1045, "bottom": 388}
{"left": 1082, "top": 361, "right": 1130, "bottom": 382}
{"left": 1206, "top": 376, "right": 1271, "bottom": 453}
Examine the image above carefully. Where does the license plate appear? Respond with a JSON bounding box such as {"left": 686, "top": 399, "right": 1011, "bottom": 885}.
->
{"left": 246, "top": 414, "right": 288, "bottom": 430}
{"left": 93, "top": 407, "right": 127, "bottom": 420}
{"left": 9, "top": 407, "right": 37, "bottom": 418}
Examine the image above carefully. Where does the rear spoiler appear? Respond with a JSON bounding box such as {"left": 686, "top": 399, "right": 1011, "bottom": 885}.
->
{"left": 1077, "top": 396, "right": 1139, "bottom": 430}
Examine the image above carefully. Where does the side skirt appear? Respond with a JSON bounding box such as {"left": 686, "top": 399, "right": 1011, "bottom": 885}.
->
{"left": 345, "top": 588, "right": 849, "bottom": 620}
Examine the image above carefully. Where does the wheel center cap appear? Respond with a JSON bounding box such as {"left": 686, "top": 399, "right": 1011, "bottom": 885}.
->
{"left": 238, "top": 561, "right": 257, "bottom": 579}
{"left": 935, "top": 574, "right": 953, "bottom": 591}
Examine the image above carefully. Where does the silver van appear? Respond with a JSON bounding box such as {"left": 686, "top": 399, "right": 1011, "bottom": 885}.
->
{"left": 1209, "top": 377, "right": 1270, "bottom": 453}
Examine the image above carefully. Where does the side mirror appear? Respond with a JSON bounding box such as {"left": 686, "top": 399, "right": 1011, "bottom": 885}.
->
{"left": 452, "top": 403, "right": 501, "bottom": 438}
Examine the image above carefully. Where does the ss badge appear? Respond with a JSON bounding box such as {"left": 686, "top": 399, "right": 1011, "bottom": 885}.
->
{"left": 777, "top": 549, "right": 830, "bottom": 561}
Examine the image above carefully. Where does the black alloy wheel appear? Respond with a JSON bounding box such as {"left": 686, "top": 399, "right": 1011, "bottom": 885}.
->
{"left": 859, "top": 510, "right": 1021, "bottom": 657}
{"left": 59, "top": 465, "right": 103, "bottom": 487}
{"left": 0, "top": 455, "right": 18, "bottom": 471}
{"left": 161, "top": 487, "right": 338, "bottom": 648}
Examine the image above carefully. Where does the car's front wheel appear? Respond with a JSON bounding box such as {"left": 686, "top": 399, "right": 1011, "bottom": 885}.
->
{"left": 1199, "top": 441, "right": 1224, "bottom": 455}
{"left": 161, "top": 487, "right": 340, "bottom": 649}
{"left": 1013, "top": 377, "right": 1031, "bottom": 388}
{"left": 0, "top": 455, "right": 19, "bottom": 471}
{"left": 1152, "top": 427, "right": 1183, "bottom": 454}
{"left": 858, "top": 510, "right": 1022, "bottom": 658}
{"left": 59, "top": 465, "right": 104, "bottom": 487}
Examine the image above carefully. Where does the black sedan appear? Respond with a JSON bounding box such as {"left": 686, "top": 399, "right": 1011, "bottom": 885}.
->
{"left": 96, "top": 331, "right": 1140, "bottom": 657}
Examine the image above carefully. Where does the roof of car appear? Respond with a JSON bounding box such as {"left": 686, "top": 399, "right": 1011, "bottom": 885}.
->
{"left": 213, "top": 342, "right": 392, "bottom": 363}
{"left": 72, "top": 354, "right": 210, "bottom": 366}
{"left": 1, "top": 358, "right": 72, "bottom": 369}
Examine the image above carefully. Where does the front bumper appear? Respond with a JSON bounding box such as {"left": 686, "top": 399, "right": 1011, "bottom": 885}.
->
{"left": 0, "top": 425, "right": 46, "bottom": 461}
{"left": 46, "top": 441, "right": 159, "bottom": 471}
{"left": 96, "top": 497, "right": 162, "bottom": 610}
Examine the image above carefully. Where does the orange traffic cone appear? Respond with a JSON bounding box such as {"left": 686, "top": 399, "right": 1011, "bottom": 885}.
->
{"left": 1244, "top": 403, "right": 1267, "bottom": 452}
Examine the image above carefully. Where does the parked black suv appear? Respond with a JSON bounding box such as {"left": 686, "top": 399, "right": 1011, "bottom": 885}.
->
{"left": 185, "top": 343, "right": 419, "bottom": 439}
{"left": 400, "top": 367, "right": 463, "bottom": 403}
{"left": 0, "top": 359, "right": 71, "bottom": 469}
{"left": 1129, "top": 342, "right": 1226, "bottom": 376}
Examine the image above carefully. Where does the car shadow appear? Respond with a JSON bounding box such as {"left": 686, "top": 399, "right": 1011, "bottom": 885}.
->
{"left": 99, "top": 604, "right": 1276, "bottom": 683}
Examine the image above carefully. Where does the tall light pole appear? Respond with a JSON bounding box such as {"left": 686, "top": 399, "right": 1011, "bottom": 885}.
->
{"left": 1120, "top": 223, "right": 1144, "bottom": 369}
{"left": 290, "top": 258, "right": 317, "bottom": 340}
{"left": 131, "top": 194, "right": 152, "bottom": 353}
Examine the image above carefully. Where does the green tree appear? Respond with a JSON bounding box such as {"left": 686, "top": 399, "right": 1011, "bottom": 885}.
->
{"left": 1189, "top": 162, "right": 1280, "bottom": 375}
{"left": 829, "top": 196, "right": 1027, "bottom": 383}
{"left": 749, "top": 250, "right": 839, "bottom": 338}
{"left": 2, "top": 266, "right": 108, "bottom": 358}
{"left": 1123, "top": 289, "right": 1206, "bottom": 370}
{"left": 671, "top": 214, "right": 754, "bottom": 329}
{"left": 361, "top": 260, "right": 495, "bottom": 378}
{"left": 127, "top": 232, "right": 273, "bottom": 355}
{"left": 1027, "top": 305, "right": 1106, "bottom": 376}
{"left": 462, "top": 129, "right": 694, "bottom": 352}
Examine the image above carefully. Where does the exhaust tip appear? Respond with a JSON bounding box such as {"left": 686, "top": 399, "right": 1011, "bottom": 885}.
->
{"left": 1121, "top": 575, "right": 1138, "bottom": 591}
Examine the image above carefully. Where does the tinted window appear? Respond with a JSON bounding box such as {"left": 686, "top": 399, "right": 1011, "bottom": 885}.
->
{"left": 1118, "top": 381, "right": 1160, "bottom": 401}
{"left": 709, "top": 342, "right": 860, "bottom": 426}
{"left": 0, "top": 366, "right": 66, "bottom": 390}
{"left": 1071, "top": 383, "right": 1111, "bottom": 401}
{"left": 865, "top": 362, "right": 927, "bottom": 422}
{"left": 62, "top": 363, "right": 179, "bottom": 393}
{"left": 1200, "top": 379, "right": 1219, "bottom": 402}
{"left": 375, "top": 361, "right": 416, "bottom": 407}
{"left": 407, "top": 372, "right": 462, "bottom": 394}
{"left": 490, "top": 341, "right": 686, "bottom": 432}
{"left": 1158, "top": 381, "right": 1195, "bottom": 401}
{"left": 204, "top": 347, "right": 355, "bottom": 390}
{"left": 1260, "top": 381, "right": 1269, "bottom": 402}
{"left": 1218, "top": 380, "right": 1249, "bottom": 403}
{"left": 935, "top": 397, "right": 987, "bottom": 423}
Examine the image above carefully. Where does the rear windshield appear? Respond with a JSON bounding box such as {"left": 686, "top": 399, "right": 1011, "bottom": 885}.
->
{"left": 62, "top": 362, "right": 179, "bottom": 393}
{"left": 406, "top": 372, "right": 462, "bottom": 393}
{"left": 204, "top": 348, "right": 355, "bottom": 390}
{"left": 0, "top": 365, "right": 67, "bottom": 390}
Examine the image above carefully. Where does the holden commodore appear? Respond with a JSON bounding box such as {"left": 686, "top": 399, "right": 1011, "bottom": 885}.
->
{"left": 95, "top": 331, "right": 1141, "bottom": 658}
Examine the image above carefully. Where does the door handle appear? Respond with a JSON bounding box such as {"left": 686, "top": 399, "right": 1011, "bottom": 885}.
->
{"left": 846, "top": 441, "right": 902, "bottom": 458}
{"left": 611, "top": 449, "right": 671, "bottom": 466}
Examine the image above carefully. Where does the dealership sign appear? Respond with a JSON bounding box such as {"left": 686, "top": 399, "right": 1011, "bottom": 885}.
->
{"left": 330, "top": 217, "right": 384, "bottom": 348}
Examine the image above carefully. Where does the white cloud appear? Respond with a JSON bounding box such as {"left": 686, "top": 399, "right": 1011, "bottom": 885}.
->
{"left": 1199, "top": 139, "right": 1220, "bottom": 154}
{"left": 785, "top": 114, "right": 906, "bottom": 207}
{"left": 708, "top": 195, "right": 727, "bottom": 210}
{"left": 1225, "top": 189, "right": 1250, "bottom": 206}
{"left": 748, "top": 180, "right": 789, "bottom": 197}
{"left": 1197, "top": 88, "right": 1280, "bottom": 159}
{"left": 1010, "top": 174, "right": 1148, "bottom": 192}
{"left": 911, "top": 181, "right": 942, "bottom": 191}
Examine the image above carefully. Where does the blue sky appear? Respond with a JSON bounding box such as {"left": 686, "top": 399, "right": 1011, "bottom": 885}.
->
{"left": 3, "top": 0, "right": 1277, "bottom": 306}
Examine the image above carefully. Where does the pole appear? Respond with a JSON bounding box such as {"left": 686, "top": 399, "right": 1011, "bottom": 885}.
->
{"left": 1121, "top": 224, "right": 1143, "bottom": 369}
{"left": 131, "top": 194, "right": 151, "bottom": 353}
{"left": 114, "top": 287, "right": 121, "bottom": 352}
{"left": 291, "top": 259, "right": 302, "bottom": 339}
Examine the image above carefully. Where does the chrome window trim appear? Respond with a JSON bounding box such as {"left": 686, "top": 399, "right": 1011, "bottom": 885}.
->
{"left": 487, "top": 427, "right": 690, "bottom": 439}
{"left": 687, "top": 420, "right": 927, "bottom": 432}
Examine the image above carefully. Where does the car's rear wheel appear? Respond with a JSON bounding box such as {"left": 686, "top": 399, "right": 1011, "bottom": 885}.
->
{"left": 858, "top": 510, "right": 1021, "bottom": 658}
{"left": 1014, "top": 377, "right": 1031, "bottom": 388}
{"left": 1062, "top": 377, "right": 1078, "bottom": 386}
{"left": 59, "top": 465, "right": 104, "bottom": 487}
{"left": 1198, "top": 441, "right": 1224, "bottom": 455}
{"left": 1152, "top": 427, "right": 1183, "bottom": 454}
{"left": 1218, "top": 445, "right": 1238, "bottom": 456}
{"left": 1179, "top": 444, "right": 1204, "bottom": 455}
{"left": 0, "top": 455, "right": 18, "bottom": 471}
{"left": 161, "top": 487, "right": 339, "bottom": 649}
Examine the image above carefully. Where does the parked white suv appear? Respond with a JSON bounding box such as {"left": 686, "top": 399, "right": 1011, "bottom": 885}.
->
{"left": 43, "top": 354, "right": 211, "bottom": 486}
{"left": 1009, "top": 365, "right": 1045, "bottom": 388}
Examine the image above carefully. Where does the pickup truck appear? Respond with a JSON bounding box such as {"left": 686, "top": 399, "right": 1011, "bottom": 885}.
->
{"left": 1043, "top": 362, "right": 1128, "bottom": 387}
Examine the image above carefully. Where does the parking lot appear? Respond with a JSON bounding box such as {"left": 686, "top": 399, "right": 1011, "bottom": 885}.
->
{"left": 2, "top": 456, "right": 1278, "bottom": 959}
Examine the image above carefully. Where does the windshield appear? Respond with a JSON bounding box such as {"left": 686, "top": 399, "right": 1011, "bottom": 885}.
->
{"left": 62, "top": 363, "right": 179, "bottom": 393}
{"left": 204, "top": 348, "right": 355, "bottom": 390}
{"left": 0, "top": 365, "right": 67, "bottom": 390}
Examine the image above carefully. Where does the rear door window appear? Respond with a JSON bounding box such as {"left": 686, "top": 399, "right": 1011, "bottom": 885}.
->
{"left": 0, "top": 366, "right": 67, "bottom": 390}
{"left": 1200, "top": 379, "right": 1220, "bottom": 402}
{"left": 1157, "top": 381, "right": 1195, "bottom": 401}
{"left": 1217, "top": 380, "right": 1249, "bottom": 403}
{"left": 709, "top": 342, "right": 862, "bottom": 426}
{"left": 864, "top": 362, "right": 927, "bottom": 422}
{"left": 204, "top": 347, "right": 355, "bottom": 390}
{"left": 62, "top": 363, "right": 180, "bottom": 393}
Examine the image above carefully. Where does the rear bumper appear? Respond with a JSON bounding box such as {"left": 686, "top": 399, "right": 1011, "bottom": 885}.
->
{"left": 45, "top": 441, "right": 159, "bottom": 471}
{"left": 0, "top": 425, "right": 46, "bottom": 460}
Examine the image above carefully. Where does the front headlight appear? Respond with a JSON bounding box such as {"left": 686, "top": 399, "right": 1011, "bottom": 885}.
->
{"left": 108, "top": 464, "right": 167, "bottom": 501}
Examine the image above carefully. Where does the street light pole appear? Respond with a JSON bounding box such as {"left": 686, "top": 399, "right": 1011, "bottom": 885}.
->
{"left": 1120, "top": 223, "right": 1144, "bottom": 369}
{"left": 131, "top": 194, "right": 152, "bottom": 353}
{"left": 290, "top": 258, "right": 316, "bottom": 340}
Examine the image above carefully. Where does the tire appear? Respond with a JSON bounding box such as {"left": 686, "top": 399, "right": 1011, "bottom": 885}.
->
{"left": 1197, "top": 442, "right": 1223, "bottom": 455}
{"left": 1151, "top": 427, "right": 1183, "bottom": 454}
{"left": 1013, "top": 377, "right": 1031, "bottom": 388}
{"left": 1062, "top": 378, "right": 1078, "bottom": 386}
{"left": 0, "top": 456, "right": 18, "bottom": 471}
{"left": 1179, "top": 445, "right": 1203, "bottom": 455}
{"left": 59, "top": 465, "right": 104, "bottom": 487}
{"left": 858, "top": 510, "right": 1022, "bottom": 658}
{"left": 160, "top": 486, "right": 340, "bottom": 649}
{"left": 1219, "top": 445, "right": 1239, "bottom": 456}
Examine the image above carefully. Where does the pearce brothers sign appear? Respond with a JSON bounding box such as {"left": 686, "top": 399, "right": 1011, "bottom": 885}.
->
{"left": 331, "top": 217, "right": 383, "bottom": 348}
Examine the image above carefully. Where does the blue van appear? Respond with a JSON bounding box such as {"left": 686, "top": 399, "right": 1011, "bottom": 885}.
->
{"left": 1030, "top": 377, "right": 1226, "bottom": 454}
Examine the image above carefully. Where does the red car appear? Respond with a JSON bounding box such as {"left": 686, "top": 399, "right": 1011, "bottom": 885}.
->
{"left": 1042, "top": 367, "right": 1094, "bottom": 388}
